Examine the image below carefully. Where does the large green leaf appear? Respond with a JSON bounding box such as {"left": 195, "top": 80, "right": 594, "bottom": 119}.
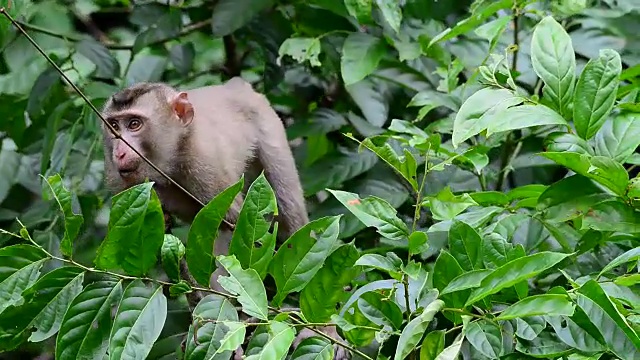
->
{"left": 94, "top": 183, "right": 165, "bottom": 276}
{"left": 393, "top": 300, "right": 444, "bottom": 360}
{"left": 56, "top": 280, "right": 123, "bottom": 360}
{"left": 341, "top": 32, "right": 386, "bottom": 85}
{"left": 486, "top": 104, "right": 568, "bottom": 136}
{"left": 211, "top": 0, "right": 275, "bottom": 36}
{"left": 573, "top": 49, "right": 622, "bottom": 140}
{"left": 108, "top": 280, "right": 167, "bottom": 360}
{"left": 290, "top": 337, "right": 333, "bottom": 360}
{"left": 184, "top": 294, "right": 240, "bottom": 360}
{"left": 300, "top": 243, "right": 360, "bottom": 322}
{"left": 466, "top": 252, "right": 571, "bottom": 306}
{"left": 576, "top": 280, "right": 640, "bottom": 359}
{"left": 24, "top": 267, "right": 84, "bottom": 342}
{"left": 448, "top": 220, "right": 483, "bottom": 271}
{"left": 329, "top": 189, "right": 409, "bottom": 241}
{"left": 466, "top": 320, "right": 502, "bottom": 359}
{"left": 229, "top": 173, "right": 277, "bottom": 278}
{"left": 43, "top": 174, "right": 83, "bottom": 257}
{"left": 186, "top": 177, "right": 244, "bottom": 287}
{"left": 530, "top": 16, "right": 576, "bottom": 117}
{"left": 452, "top": 87, "right": 524, "bottom": 147}
{"left": 244, "top": 321, "right": 296, "bottom": 360}
{"left": 496, "top": 294, "right": 575, "bottom": 320}
{"left": 269, "top": 216, "right": 341, "bottom": 305}
{"left": 594, "top": 112, "right": 640, "bottom": 162}
{"left": 217, "top": 255, "right": 269, "bottom": 320}
{"left": 0, "top": 258, "right": 46, "bottom": 316}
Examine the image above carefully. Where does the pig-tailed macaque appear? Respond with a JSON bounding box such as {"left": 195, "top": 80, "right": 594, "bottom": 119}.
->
{"left": 101, "top": 78, "right": 349, "bottom": 359}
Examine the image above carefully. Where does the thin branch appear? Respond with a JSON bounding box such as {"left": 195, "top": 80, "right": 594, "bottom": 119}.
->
{"left": 0, "top": 9, "right": 234, "bottom": 230}
{"left": 14, "top": 17, "right": 211, "bottom": 50}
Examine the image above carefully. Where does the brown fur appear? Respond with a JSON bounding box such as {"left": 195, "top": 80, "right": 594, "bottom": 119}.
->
{"left": 101, "top": 77, "right": 308, "bottom": 237}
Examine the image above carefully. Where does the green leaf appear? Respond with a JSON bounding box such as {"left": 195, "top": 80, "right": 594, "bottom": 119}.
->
{"left": 329, "top": 189, "right": 409, "bottom": 241}
{"left": 576, "top": 280, "right": 640, "bottom": 358}
{"left": 452, "top": 87, "right": 524, "bottom": 147}
{"left": 355, "top": 253, "right": 402, "bottom": 279}
{"left": 278, "top": 37, "right": 322, "bottom": 67}
{"left": 169, "top": 42, "right": 195, "bottom": 76}
{"left": 94, "top": 183, "right": 165, "bottom": 276}
{"left": 168, "top": 281, "right": 191, "bottom": 297}
{"left": 448, "top": 220, "right": 483, "bottom": 271}
{"left": 475, "top": 16, "right": 511, "bottom": 48}
{"left": 184, "top": 294, "right": 240, "bottom": 360}
{"left": 186, "top": 176, "right": 244, "bottom": 287}
{"left": 393, "top": 299, "right": 444, "bottom": 360}
{"left": 375, "top": 0, "right": 402, "bottom": 33}
{"left": 124, "top": 54, "right": 168, "bottom": 85}
{"left": 290, "top": 337, "right": 333, "bottom": 360}
{"left": 344, "top": 0, "right": 373, "bottom": 24}
{"left": 536, "top": 174, "right": 611, "bottom": 223}
{"left": 428, "top": 0, "right": 512, "bottom": 47}
{"left": 229, "top": 173, "right": 277, "bottom": 278}
{"left": 160, "top": 234, "right": 184, "bottom": 282}
{"left": 573, "top": 49, "right": 622, "bottom": 140}
{"left": 26, "top": 267, "right": 84, "bottom": 342}
{"left": 424, "top": 187, "right": 479, "bottom": 222}
{"left": 409, "top": 231, "right": 429, "bottom": 256}
{"left": 217, "top": 254, "right": 269, "bottom": 320}
{"left": 244, "top": 321, "right": 296, "bottom": 360}
{"left": 466, "top": 252, "right": 571, "bottom": 306}
{"left": 540, "top": 152, "right": 629, "bottom": 196}
{"left": 466, "top": 320, "right": 502, "bottom": 359}
{"left": 582, "top": 199, "right": 640, "bottom": 233}
{"left": 132, "top": 9, "right": 181, "bottom": 53}
{"left": 108, "top": 280, "right": 167, "bottom": 360}
{"left": 76, "top": 38, "right": 120, "bottom": 78}
{"left": 214, "top": 321, "right": 247, "bottom": 356}
{"left": 301, "top": 148, "right": 379, "bottom": 195}
{"left": 358, "top": 291, "right": 404, "bottom": 329}
{"left": 300, "top": 243, "right": 361, "bottom": 323}
{"left": 0, "top": 258, "right": 46, "bottom": 316}
{"left": 545, "top": 315, "right": 606, "bottom": 353}
{"left": 441, "top": 269, "right": 492, "bottom": 295}
{"left": 594, "top": 112, "right": 640, "bottom": 162}
{"left": 599, "top": 246, "right": 640, "bottom": 277}
{"left": 269, "top": 216, "right": 341, "bottom": 306}
{"left": 496, "top": 294, "right": 575, "bottom": 320}
{"left": 56, "top": 280, "right": 123, "bottom": 360}
{"left": 419, "top": 330, "right": 445, "bottom": 360}
{"left": 43, "top": 174, "right": 83, "bottom": 257}
{"left": 346, "top": 134, "right": 418, "bottom": 190}
{"left": 530, "top": 16, "right": 576, "bottom": 117}
{"left": 545, "top": 131, "right": 594, "bottom": 155}
{"left": 486, "top": 104, "right": 568, "bottom": 136}
{"left": 515, "top": 329, "right": 572, "bottom": 357}
{"left": 211, "top": 0, "right": 274, "bottom": 37}
{"left": 341, "top": 32, "right": 386, "bottom": 85}
{"left": 469, "top": 191, "right": 510, "bottom": 207}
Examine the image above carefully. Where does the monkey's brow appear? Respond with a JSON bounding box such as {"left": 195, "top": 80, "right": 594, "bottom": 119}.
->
{"left": 108, "top": 83, "right": 164, "bottom": 111}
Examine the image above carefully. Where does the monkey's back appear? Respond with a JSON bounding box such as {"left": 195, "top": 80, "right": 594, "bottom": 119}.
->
{"left": 183, "top": 82, "right": 262, "bottom": 184}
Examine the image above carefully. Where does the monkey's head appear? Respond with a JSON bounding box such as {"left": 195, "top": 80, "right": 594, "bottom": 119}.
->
{"left": 101, "top": 83, "right": 195, "bottom": 189}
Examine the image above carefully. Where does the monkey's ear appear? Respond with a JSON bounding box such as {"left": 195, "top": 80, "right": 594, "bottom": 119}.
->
{"left": 171, "top": 92, "right": 194, "bottom": 126}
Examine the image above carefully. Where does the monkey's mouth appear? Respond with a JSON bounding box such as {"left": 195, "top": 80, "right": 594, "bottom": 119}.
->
{"left": 118, "top": 168, "right": 138, "bottom": 178}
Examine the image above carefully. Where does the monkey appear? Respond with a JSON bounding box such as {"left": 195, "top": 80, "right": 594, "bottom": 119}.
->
{"left": 101, "top": 77, "right": 350, "bottom": 359}
{"left": 101, "top": 77, "right": 308, "bottom": 237}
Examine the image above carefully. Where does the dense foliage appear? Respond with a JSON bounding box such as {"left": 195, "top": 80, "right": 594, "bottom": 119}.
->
{"left": 0, "top": 0, "right": 639, "bottom": 359}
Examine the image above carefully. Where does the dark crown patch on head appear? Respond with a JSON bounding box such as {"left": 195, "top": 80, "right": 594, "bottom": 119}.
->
{"left": 109, "top": 83, "right": 166, "bottom": 111}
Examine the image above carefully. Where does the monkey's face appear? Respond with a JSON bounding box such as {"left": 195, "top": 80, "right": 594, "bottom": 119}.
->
{"left": 105, "top": 115, "right": 151, "bottom": 185}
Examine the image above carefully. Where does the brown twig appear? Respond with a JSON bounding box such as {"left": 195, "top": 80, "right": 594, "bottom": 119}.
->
{"left": 0, "top": 8, "right": 234, "bottom": 230}
{"left": 14, "top": 18, "right": 211, "bottom": 51}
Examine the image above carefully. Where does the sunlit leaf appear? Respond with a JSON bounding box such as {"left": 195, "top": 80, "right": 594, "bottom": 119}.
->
{"left": 217, "top": 254, "right": 269, "bottom": 320}
{"left": 573, "top": 49, "right": 622, "bottom": 140}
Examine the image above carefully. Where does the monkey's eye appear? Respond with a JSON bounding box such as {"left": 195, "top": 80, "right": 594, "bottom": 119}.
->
{"left": 109, "top": 121, "right": 119, "bottom": 131}
{"left": 128, "top": 118, "right": 142, "bottom": 131}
